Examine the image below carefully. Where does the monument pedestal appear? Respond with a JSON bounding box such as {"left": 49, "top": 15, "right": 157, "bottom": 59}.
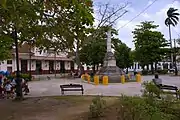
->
{"left": 97, "top": 51, "right": 123, "bottom": 83}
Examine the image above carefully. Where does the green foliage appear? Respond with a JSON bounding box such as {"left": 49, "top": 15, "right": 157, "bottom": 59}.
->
{"left": 79, "top": 26, "right": 121, "bottom": 71}
{"left": 132, "top": 21, "right": 168, "bottom": 72}
{"left": 0, "top": 0, "right": 6, "bottom": 8}
{"left": 89, "top": 96, "right": 106, "bottom": 118}
{"left": 115, "top": 43, "right": 133, "bottom": 69}
{"left": 165, "top": 7, "right": 179, "bottom": 27}
{"left": 142, "top": 69, "right": 168, "bottom": 75}
{"left": 142, "top": 81, "right": 161, "bottom": 98}
{"left": 0, "top": 36, "right": 13, "bottom": 60}
{"left": 0, "top": 0, "right": 94, "bottom": 61}
{"left": 142, "top": 70, "right": 149, "bottom": 75}
{"left": 117, "top": 95, "right": 179, "bottom": 120}
{"left": 156, "top": 69, "right": 168, "bottom": 74}
{"left": 7, "top": 73, "right": 31, "bottom": 81}
{"left": 87, "top": 81, "right": 180, "bottom": 120}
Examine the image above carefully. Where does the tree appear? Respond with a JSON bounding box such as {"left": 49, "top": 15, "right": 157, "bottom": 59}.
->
{"left": 0, "top": 0, "right": 46, "bottom": 99}
{"left": 165, "top": 7, "right": 179, "bottom": 65}
{"left": 79, "top": 26, "right": 120, "bottom": 73}
{"left": 0, "top": 36, "right": 13, "bottom": 60}
{"left": 35, "top": 0, "right": 94, "bottom": 75}
{"left": 132, "top": 21, "right": 168, "bottom": 73}
{"left": 114, "top": 43, "right": 133, "bottom": 72}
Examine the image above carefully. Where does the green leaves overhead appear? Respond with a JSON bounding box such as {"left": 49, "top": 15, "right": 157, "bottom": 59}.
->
{"left": 79, "top": 26, "right": 121, "bottom": 68}
{"left": 0, "top": 0, "right": 6, "bottom": 8}
{"left": 132, "top": 21, "right": 168, "bottom": 70}
{"left": 0, "top": 0, "right": 94, "bottom": 60}
{"left": 114, "top": 43, "right": 133, "bottom": 69}
{"left": 165, "top": 7, "right": 179, "bottom": 26}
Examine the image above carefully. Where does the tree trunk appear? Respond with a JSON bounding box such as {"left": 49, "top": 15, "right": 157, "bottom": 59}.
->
{"left": 14, "top": 28, "right": 23, "bottom": 100}
{"left": 75, "top": 39, "right": 84, "bottom": 75}
{"left": 174, "top": 39, "right": 178, "bottom": 76}
{"left": 92, "top": 64, "right": 95, "bottom": 74}
{"left": 126, "top": 67, "right": 129, "bottom": 74}
{"left": 147, "top": 64, "right": 149, "bottom": 70}
{"left": 29, "top": 43, "right": 32, "bottom": 81}
{"left": 96, "top": 65, "right": 99, "bottom": 71}
{"left": 155, "top": 62, "right": 158, "bottom": 72}
{"left": 142, "top": 65, "right": 145, "bottom": 70}
{"left": 168, "top": 25, "right": 173, "bottom": 65}
{"left": 54, "top": 50, "right": 56, "bottom": 78}
{"left": 151, "top": 63, "right": 154, "bottom": 74}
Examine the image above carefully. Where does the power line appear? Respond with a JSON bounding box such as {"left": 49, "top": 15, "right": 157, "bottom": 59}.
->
{"left": 117, "top": 0, "right": 158, "bottom": 31}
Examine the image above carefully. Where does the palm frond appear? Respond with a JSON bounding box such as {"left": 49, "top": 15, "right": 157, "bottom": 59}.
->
{"left": 170, "top": 17, "right": 178, "bottom": 26}
{"left": 171, "top": 15, "right": 179, "bottom": 21}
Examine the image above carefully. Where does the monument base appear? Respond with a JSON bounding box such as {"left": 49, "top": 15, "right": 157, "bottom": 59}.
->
{"left": 97, "top": 66, "right": 123, "bottom": 83}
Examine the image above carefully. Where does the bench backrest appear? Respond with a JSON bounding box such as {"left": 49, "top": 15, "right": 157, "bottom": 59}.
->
{"left": 60, "top": 84, "right": 83, "bottom": 88}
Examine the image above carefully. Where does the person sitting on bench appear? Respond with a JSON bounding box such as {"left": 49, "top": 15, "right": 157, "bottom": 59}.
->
{"left": 153, "top": 73, "right": 162, "bottom": 87}
{"left": 153, "top": 73, "right": 177, "bottom": 88}
{"left": 153, "top": 73, "right": 178, "bottom": 98}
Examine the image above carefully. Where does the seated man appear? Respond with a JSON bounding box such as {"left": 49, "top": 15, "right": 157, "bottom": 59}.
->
{"left": 153, "top": 73, "right": 162, "bottom": 87}
{"left": 153, "top": 73, "right": 178, "bottom": 90}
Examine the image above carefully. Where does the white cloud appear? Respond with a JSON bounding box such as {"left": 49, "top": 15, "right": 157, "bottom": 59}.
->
{"left": 116, "top": 0, "right": 180, "bottom": 49}
{"left": 147, "top": 0, "right": 153, "bottom": 6}
{"left": 141, "top": 13, "right": 150, "bottom": 19}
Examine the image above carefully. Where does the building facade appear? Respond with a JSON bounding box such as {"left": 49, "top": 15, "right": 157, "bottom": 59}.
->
{"left": 128, "top": 61, "right": 180, "bottom": 72}
{"left": 0, "top": 43, "right": 74, "bottom": 74}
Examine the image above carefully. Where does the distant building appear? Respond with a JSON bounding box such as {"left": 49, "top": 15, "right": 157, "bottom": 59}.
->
{"left": 128, "top": 58, "right": 180, "bottom": 72}
{"left": 0, "top": 43, "right": 74, "bottom": 74}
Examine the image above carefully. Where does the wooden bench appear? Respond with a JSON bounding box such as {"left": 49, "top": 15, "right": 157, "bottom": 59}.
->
{"left": 60, "top": 84, "right": 84, "bottom": 95}
{"left": 152, "top": 79, "right": 179, "bottom": 99}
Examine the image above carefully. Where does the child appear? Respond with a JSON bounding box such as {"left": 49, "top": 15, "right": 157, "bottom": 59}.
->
{"left": 0, "top": 84, "right": 5, "bottom": 99}
{"left": 4, "top": 81, "right": 12, "bottom": 99}
{"left": 23, "top": 79, "right": 29, "bottom": 95}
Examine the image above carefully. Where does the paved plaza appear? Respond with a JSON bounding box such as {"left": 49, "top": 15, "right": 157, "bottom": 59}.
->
{"left": 27, "top": 75, "right": 180, "bottom": 97}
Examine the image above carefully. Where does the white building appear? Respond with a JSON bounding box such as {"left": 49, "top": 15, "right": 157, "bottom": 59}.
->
{"left": 128, "top": 61, "right": 180, "bottom": 72}
{"left": 0, "top": 43, "right": 74, "bottom": 74}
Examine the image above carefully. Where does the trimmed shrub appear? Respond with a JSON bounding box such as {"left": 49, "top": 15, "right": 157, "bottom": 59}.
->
{"left": 156, "top": 69, "right": 168, "bottom": 74}
{"left": 7, "top": 74, "right": 32, "bottom": 81}
{"left": 89, "top": 96, "right": 106, "bottom": 118}
{"left": 142, "top": 70, "right": 149, "bottom": 75}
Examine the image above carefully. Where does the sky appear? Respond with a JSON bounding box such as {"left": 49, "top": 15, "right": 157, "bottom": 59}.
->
{"left": 93, "top": 0, "right": 180, "bottom": 49}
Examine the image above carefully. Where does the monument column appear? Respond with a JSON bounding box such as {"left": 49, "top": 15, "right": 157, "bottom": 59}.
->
{"left": 97, "top": 28, "right": 123, "bottom": 83}
{"left": 107, "top": 29, "right": 111, "bottom": 52}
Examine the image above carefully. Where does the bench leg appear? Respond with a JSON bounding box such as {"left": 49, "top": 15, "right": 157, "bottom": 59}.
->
{"left": 61, "top": 89, "right": 64, "bottom": 95}
{"left": 82, "top": 90, "right": 84, "bottom": 95}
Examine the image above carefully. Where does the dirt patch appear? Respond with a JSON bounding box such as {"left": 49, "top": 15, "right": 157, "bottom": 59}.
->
{"left": 0, "top": 96, "right": 118, "bottom": 120}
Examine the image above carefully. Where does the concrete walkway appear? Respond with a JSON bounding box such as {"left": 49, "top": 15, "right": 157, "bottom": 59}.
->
{"left": 27, "top": 75, "right": 180, "bottom": 97}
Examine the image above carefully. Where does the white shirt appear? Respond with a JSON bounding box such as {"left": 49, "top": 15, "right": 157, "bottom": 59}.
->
{"left": 5, "top": 84, "right": 12, "bottom": 91}
{"left": 11, "top": 79, "right": 16, "bottom": 86}
{"left": 154, "top": 78, "right": 162, "bottom": 85}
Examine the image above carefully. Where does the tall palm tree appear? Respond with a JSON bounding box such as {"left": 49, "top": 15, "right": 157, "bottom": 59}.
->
{"left": 165, "top": 7, "right": 179, "bottom": 75}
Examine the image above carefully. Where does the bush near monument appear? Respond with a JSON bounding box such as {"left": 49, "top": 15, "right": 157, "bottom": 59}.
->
{"left": 87, "top": 81, "right": 180, "bottom": 120}
{"left": 142, "top": 69, "right": 168, "bottom": 75}
{"left": 7, "top": 73, "right": 32, "bottom": 81}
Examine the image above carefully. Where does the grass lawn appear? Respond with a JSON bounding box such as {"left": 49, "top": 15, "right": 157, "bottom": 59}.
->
{"left": 0, "top": 96, "right": 118, "bottom": 120}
